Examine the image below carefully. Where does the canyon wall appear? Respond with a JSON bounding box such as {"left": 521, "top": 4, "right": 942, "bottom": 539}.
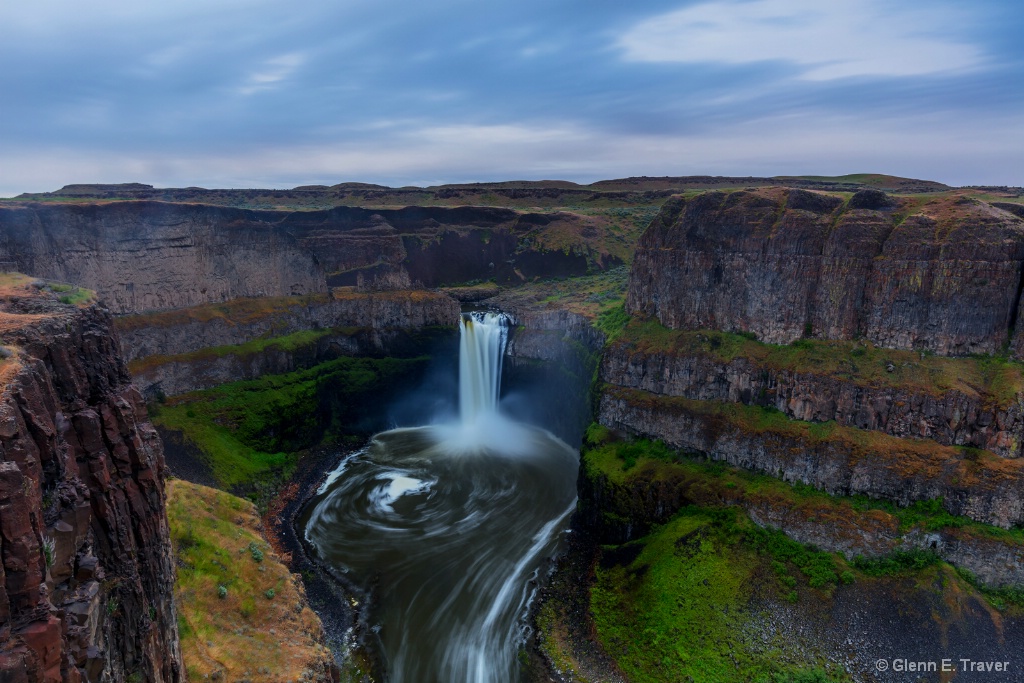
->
{"left": 594, "top": 187, "right": 1024, "bottom": 581}
{"left": 0, "top": 279, "right": 182, "bottom": 682}
{"left": 601, "top": 337, "right": 1023, "bottom": 457}
{"left": 598, "top": 387, "right": 1024, "bottom": 528}
{"left": 627, "top": 189, "right": 1024, "bottom": 356}
{"left": 500, "top": 304, "right": 606, "bottom": 446}
{"left": 0, "top": 203, "right": 325, "bottom": 314}
{"left": 116, "top": 290, "right": 460, "bottom": 397}
{"left": 0, "top": 202, "right": 616, "bottom": 316}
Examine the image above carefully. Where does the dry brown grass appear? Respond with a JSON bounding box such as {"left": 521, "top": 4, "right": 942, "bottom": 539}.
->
{"left": 114, "top": 293, "right": 335, "bottom": 332}
{"left": 167, "top": 480, "right": 331, "bottom": 682}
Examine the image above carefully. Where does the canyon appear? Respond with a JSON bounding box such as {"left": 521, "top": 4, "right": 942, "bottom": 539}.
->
{"left": 2, "top": 176, "right": 1024, "bottom": 683}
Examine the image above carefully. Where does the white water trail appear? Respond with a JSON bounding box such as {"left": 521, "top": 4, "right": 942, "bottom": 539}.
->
{"left": 459, "top": 311, "right": 508, "bottom": 425}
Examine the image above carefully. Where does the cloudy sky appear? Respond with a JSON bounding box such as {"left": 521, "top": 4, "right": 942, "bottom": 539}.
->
{"left": 1, "top": 0, "right": 1021, "bottom": 195}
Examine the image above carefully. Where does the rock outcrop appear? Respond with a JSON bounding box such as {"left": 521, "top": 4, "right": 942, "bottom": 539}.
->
{"left": 0, "top": 202, "right": 326, "bottom": 315}
{"left": 599, "top": 387, "right": 1024, "bottom": 528}
{"left": 116, "top": 290, "right": 460, "bottom": 397}
{"left": 627, "top": 189, "right": 1024, "bottom": 356}
{"left": 0, "top": 275, "right": 181, "bottom": 682}
{"left": 500, "top": 304, "right": 605, "bottom": 446}
{"left": 580, "top": 449, "right": 1024, "bottom": 590}
{"left": 0, "top": 202, "right": 619, "bottom": 315}
{"left": 116, "top": 291, "right": 459, "bottom": 363}
{"left": 601, "top": 336, "right": 1024, "bottom": 458}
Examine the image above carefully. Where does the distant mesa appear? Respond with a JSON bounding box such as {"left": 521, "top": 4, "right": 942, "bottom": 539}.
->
{"left": 9, "top": 172, "right": 963, "bottom": 204}
{"left": 51, "top": 182, "right": 155, "bottom": 195}
{"left": 426, "top": 180, "right": 585, "bottom": 190}
{"left": 328, "top": 182, "right": 392, "bottom": 190}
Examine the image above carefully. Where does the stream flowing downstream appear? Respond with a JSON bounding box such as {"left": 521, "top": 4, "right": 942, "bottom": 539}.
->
{"left": 301, "top": 312, "right": 579, "bottom": 682}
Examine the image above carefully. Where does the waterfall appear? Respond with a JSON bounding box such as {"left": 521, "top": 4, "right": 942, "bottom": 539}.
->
{"left": 459, "top": 311, "right": 508, "bottom": 425}
{"left": 302, "top": 305, "right": 579, "bottom": 683}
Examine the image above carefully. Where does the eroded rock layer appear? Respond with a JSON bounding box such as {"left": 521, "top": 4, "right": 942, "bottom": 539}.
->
{"left": 0, "top": 202, "right": 620, "bottom": 315}
{"left": 0, "top": 203, "right": 325, "bottom": 314}
{"left": 0, "top": 278, "right": 181, "bottom": 682}
{"left": 599, "top": 387, "right": 1024, "bottom": 528}
{"left": 116, "top": 290, "right": 461, "bottom": 397}
{"left": 602, "top": 337, "right": 1023, "bottom": 457}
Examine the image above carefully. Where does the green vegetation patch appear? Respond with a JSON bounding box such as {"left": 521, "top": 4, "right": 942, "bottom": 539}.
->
{"left": 492, "top": 266, "right": 630, "bottom": 320}
{"left": 591, "top": 507, "right": 846, "bottom": 683}
{"left": 584, "top": 425, "right": 1024, "bottom": 548}
{"left": 42, "top": 282, "right": 95, "bottom": 306}
{"left": 594, "top": 303, "right": 630, "bottom": 341}
{"left": 152, "top": 355, "right": 428, "bottom": 492}
{"left": 583, "top": 432, "right": 1024, "bottom": 680}
{"left": 614, "top": 318, "right": 1024, "bottom": 404}
{"left": 129, "top": 328, "right": 337, "bottom": 375}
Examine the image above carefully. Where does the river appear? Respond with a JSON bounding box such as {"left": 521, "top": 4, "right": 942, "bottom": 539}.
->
{"left": 301, "top": 311, "right": 579, "bottom": 682}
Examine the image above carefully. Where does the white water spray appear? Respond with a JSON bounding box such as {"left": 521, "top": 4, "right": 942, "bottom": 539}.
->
{"left": 302, "top": 306, "right": 578, "bottom": 683}
{"left": 459, "top": 311, "right": 508, "bottom": 425}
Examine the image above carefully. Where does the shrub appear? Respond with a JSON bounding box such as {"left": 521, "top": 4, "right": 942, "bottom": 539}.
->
{"left": 42, "top": 536, "right": 56, "bottom": 567}
{"left": 248, "top": 542, "right": 264, "bottom": 563}
{"left": 264, "top": 588, "right": 276, "bottom": 600}
{"left": 852, "top": 548, "right": 940, "bottom": 576}
{"left": 217, "top": 585, "right": 228, "bottom": 599}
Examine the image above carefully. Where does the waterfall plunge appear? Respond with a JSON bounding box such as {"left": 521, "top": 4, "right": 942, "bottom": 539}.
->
{"left": 302, "top": 306, "right": 578, "bottom": 683}
{"left": 459, "top": 311, "right": 508, "bottom": 425}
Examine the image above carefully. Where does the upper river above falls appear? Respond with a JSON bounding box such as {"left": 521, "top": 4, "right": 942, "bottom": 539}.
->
{"left": 300, "top": 311, "right": 579, "bottom": 682}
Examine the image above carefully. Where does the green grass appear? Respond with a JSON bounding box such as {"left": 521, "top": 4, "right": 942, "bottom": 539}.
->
{"left": 582, "top": 431, "right": 1024, "bottom": 679}
{"left": 595, "top": 303, "right": 630, "bottom": 340}
{"left": 152, "top": 355, "right": 428, "bottom": 492}
{"left": 852, "top": 549, "right": 941, "bottom": 576}
{"left": 583, "top": 426, "right": 1024, "bottom": 555}
{"left": 492, "top": 266, "right": 630, "bottom": 320}
{"left": 167, "top": 480, "right": 331, "bottom": 680}
{"left": 955, "top": 567, "right": 1024, "bottom": 610}
{"left": 44, "top": 282, "right": 95, "bottom": 306}
{"left": 591, "top": 508, "right": 847, "bottom": 683}
{"left": 581, "top": 428, "right": 1019, "bottom": 565}
{"left": 129, "top": 328, "right": 337, "bottom": 375}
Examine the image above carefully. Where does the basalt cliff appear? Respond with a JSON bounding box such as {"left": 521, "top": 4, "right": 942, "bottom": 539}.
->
{"left": 0, "top": 202, "right": 622, "bottom": 314}
{"left": 0, "top": 275, "right": 182, "bottom": 683}
{"left": 627, "top": 188, "right": 1024, "bottom": 355}
{"left": 603, "top": 187, "right": 1024, "bottom": 532}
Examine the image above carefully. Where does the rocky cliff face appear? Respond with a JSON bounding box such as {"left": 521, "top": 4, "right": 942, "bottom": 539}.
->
{"left": 0, "top": 203, "right": 325, "bottom": 314}
{"left": 500, "top": 304, "right": 605, "bottom": 446}
{"left": 602, "top": 338, "right": 1024, "bottom": 458}
{"left": 0, "top": 276, "right": 181, "bottom": 682}
{"left": 116, "top": 291, "right": 459, "bottom": 363}
{"left": 627, "top": 189, "right": 1024, "bottom": 356}
{"left": 599, "top": 387, "right": 1024, "bottom": 528}
{"left": 579, "top": 446, "right": 1024, "bottom": 590}
{"left": 116, "top": 290, "right": 460, "bottom": 396}
{"left": 0, "top": 202, "right": 618, "bottom": 315}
